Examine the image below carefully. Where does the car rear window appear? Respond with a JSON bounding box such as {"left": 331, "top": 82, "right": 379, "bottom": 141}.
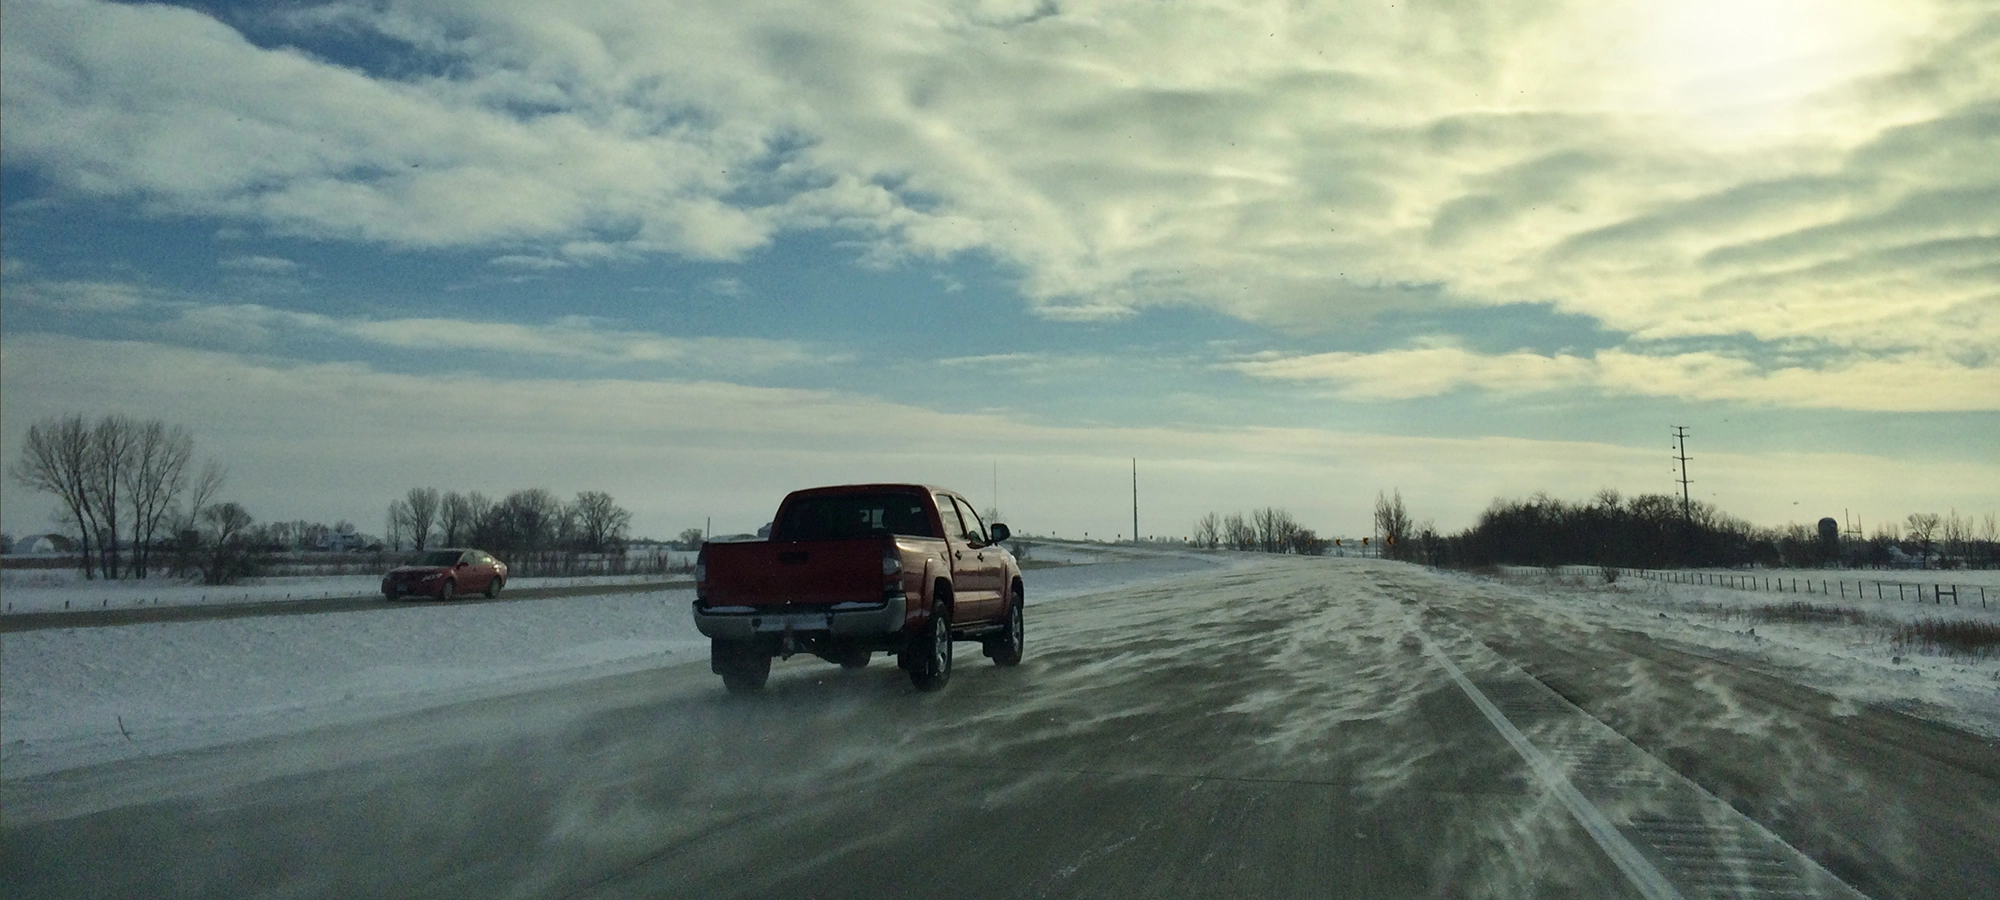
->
{"left": 774, "top": 493, "right": 939, "bottom": 540}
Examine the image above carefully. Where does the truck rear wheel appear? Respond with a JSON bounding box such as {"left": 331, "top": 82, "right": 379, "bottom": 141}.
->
{"left": 905, "top": 601, "right": 953, "bottom": 692}
{"left": 713, "top": 640, "right": 771, "bottom": 694}
{"left": 984, "top": 589, "right": 1024, "bottom": 667}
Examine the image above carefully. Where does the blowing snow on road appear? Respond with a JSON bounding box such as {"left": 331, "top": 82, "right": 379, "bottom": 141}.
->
{"left": 4, "top": 548, "right": 1996, "bottom": 899}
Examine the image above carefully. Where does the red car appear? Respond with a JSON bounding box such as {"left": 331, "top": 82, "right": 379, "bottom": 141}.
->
{"left": 381, "top": 548, "right": 507, "bottom": 600}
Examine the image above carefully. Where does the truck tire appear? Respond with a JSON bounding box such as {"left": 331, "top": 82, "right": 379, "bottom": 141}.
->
{"left": 836, "top": 646, "right": 872, "bottom": 669}
{"left": 713, "top": 640, "right": 771, "bottom": 694}
{"left": 984, "top": 588, "right": 1024, "bottom": 667}
{"left": 905, "top": 600, "right": 953, "bottom": 692}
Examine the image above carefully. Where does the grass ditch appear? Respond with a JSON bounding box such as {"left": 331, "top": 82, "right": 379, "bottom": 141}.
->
{"left": 1896, "top": 618, "right": 2000, "bottom": 657}
{"left": 1749, "top": 601, "right": 1877, "bottom": 627}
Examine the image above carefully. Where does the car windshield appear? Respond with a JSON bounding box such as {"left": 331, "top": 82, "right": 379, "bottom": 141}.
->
{"left": 413, "top": 551, "right": 461, "bottom": 567}
{"left": 773, "top": 493, "right": 937, "bottom": 541}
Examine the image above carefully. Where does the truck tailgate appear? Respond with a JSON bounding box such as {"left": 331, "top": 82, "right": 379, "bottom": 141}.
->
{"left": 703, "top": 539, "right": 887, "bottom": 608}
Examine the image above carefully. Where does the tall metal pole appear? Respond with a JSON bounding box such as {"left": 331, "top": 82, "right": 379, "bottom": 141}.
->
{"left": 1131, "top": 458, "right": 1139, "bottom": 544}
{"left": 1672, "top": 426, "right": 1692, "bottom": 522}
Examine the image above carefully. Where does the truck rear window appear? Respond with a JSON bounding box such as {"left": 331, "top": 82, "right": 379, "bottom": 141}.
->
{"left": 775, "top": 493, "right": 939, "bottom": 540}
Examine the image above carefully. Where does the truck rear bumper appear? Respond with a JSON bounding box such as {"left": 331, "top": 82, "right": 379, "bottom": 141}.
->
{"left": 693, "top": 594, "right": 909, "bottom": 640}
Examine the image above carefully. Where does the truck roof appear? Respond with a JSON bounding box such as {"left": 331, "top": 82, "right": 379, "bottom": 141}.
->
{"left": 784, "top": 483, "right": 956, "bottom": 499}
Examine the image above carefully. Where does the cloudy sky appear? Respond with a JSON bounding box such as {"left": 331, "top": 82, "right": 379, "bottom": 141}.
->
{"left": 3, "top": 0, "right": 1995, "bottom": 542}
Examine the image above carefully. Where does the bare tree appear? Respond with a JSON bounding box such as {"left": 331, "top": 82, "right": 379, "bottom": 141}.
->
{"left": 1375, "top": 489, "right": 1412, "bottom": 560}
{"left": 80, "top": 415, "right": 140, "bottom": 579}
{"left": 1193, "top": 513, "right": 1221, "bottom": 549}
{"left": 1906, "top": 512, "right": 1942, "bottom": 568}
{"left": 676, "top": 527, "right": 707, "bottom": 549}
{"left": 404, "top": 488, "right": 440, "bottom": 550}
{"left": 10, "top": 415, "right": 102, "bottom": 578}
{"left": 440, "top": 491, "right": 471, "bottom": 546}
{"left": 1223, "top": 513, "right": 1254, "bottom": 551}
{"left": 121, "top": 420, "right": 194, "bottom": 578}
{"left": 1940, "top": 509, "right": 1970, "bottom": 570}
{"left": 480, "top": 489, "right": 564, "bottom": 561}
{"left": 385, "top": 499, "right": 411, "bottom": 551}
{"left": 571, "top": 491, "right": 632, "bottom": 553}
{"left": 441, "top": 491, "right": 493, "bottom": 547}
{"left": 198, "top": 501, "right": 261, "bottom": 584}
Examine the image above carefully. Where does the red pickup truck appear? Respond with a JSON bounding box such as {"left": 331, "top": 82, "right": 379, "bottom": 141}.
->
{"left": 692, "top": 484, "right": 1024, "bottom": 693}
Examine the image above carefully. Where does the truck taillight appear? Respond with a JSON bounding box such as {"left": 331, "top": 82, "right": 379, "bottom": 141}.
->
{"left": 882, "top": 544, "right": 902, "bottom": 577}
{"left": 694, "top": 547, "right": 707, "bottom": 583}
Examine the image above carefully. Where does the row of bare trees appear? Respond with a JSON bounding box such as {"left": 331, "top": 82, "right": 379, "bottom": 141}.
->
{"left": 1880, "top": 510, "right": 1992, "bottom": 568}
{"left": 385, "top": 487, "right": 633, "bottom": 568}
{"left": 1191, "top": 507, "right": 1329, "bottom": 555}
{"left": 1390, "top": 489, "right": 1997, "bottom": 571}
{"left": 9, "top": 414, "right": 232, "bottom": 580}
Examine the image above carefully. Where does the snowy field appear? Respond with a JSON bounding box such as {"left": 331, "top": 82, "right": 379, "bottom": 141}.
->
{"left": 6, "top": 548, "right": 1993, "bottom": 784}
{"left": 0, "top": 542, "right": 1239, "bottom": 779}
{"left": 1467, "top": 568, "right": 2000, "bottom": 739}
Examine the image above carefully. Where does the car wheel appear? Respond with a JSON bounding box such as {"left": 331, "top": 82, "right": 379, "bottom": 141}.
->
{"left": 985, "top": 589, "right": 1024, "bottom": 667}
{"left": 484, "top": 576, "right": 503, "bottom": 599}
{"left": 907, "top": 601, "right": 953, "bottom": 692}
{"left": 837, "top": 646, "right": 872, "bottom": 670}
{"left": 437, "top": 579, "right": 455, "bottom": 601}
{"left": 714, "top": 640, "right": 771, "bottom": 694}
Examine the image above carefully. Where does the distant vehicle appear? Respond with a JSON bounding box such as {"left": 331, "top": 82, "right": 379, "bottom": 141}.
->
{"left": 381, "top": 548, "right": 507, "bottom": 601}
{"left": 321, "top": 532, "right": 368, "bottom": 552}
{"left": 693, "top": 484, "right": 1023, "bottom": 693}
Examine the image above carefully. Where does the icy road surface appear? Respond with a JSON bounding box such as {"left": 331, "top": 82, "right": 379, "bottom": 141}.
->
{"left": 4, "top": 554, "right": 1997, "bottom": 899}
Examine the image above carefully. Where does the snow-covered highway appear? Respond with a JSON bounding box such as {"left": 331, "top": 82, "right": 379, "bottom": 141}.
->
{"left": 3, "top": 551, "right": 1996, "bottom": 899}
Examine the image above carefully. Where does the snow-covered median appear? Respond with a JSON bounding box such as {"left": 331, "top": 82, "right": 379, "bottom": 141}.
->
{"left": 1, "top": 543, "right": 1236, "bottom": 779}
{"left": 0, "top": 571, "right": 684, "bottom": 615}
{"left": 1, "top": 591, "right": 709, "bottom": 779}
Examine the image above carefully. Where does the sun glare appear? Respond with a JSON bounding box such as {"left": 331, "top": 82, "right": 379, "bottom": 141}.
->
{"left": 1596, "top": 0, "right": 1926, "bottom": 139}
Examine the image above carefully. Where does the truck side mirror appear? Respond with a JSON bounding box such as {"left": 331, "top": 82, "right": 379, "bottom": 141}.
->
{"left": 989, "top": 523, "right": 1011, "bottom": 543}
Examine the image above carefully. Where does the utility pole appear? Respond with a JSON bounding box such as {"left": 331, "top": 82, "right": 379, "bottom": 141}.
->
{"left": 1672, "top": 426, "right": 1693, "bottom": 522}
{"left": 1131, "top": 458, "right": 1139, "bottom": 544}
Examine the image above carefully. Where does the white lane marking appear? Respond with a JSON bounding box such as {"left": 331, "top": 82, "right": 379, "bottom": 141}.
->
{"left": 1418, "top": 634, "right": 1687, "bottom": 900}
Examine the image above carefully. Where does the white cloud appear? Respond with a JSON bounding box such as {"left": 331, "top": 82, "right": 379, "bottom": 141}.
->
{"left": 4, "top": 333, "right": 1994, "bottom": 540}
{"left": 332, "top": 314, "right": 829, "bottom": 371}
{"left": 218, "top": 254, "right": 299, "bottom": 274}
{"left": 3, "top": 275, "right": 831, "bottom": 374}
{"left": 487, "top": 254, "right": 569, "bottom": 270}
{"left": 3, "top": 0, "right": 1994, "bottom": 365}
{"left": 8, "top": 279, "right": 151, "bottom": 313}
{"left": 1235, "top": 344, "right": 2000, "bottom": 412}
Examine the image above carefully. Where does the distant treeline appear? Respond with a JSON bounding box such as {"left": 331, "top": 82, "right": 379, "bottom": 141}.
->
{"left": 1190, "top": 508, "right": 1330, "bottom": 555}
{"left": 1401, "top": 491, "right": 1998, "bottom": 570}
